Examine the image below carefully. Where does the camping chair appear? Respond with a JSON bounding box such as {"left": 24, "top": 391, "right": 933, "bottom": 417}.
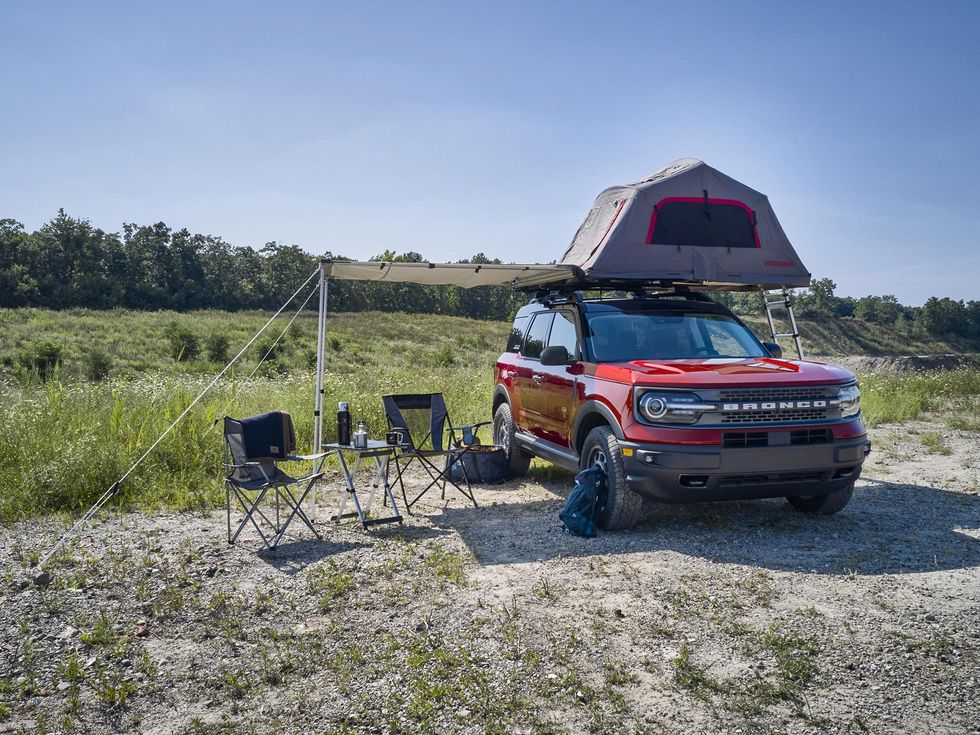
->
{"left": 224, "top": 412, "right": 328, "bottom": 550}
{"left": 382, "top": 393, "right": 490, "bottom": 512}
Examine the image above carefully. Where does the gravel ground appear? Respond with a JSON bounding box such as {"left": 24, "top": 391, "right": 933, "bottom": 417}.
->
{"left": 1, "top": 420, "right": 978, "bottom": 735}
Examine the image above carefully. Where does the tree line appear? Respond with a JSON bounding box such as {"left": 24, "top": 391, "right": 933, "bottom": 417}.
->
{"left": 1, "top": 212, "right": 978, "bottom": 339}
{"left": 0, "top": 211, "right": 524, "bottom": 320}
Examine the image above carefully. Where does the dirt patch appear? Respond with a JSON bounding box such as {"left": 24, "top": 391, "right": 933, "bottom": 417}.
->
{"left": 2, "top": 421, "right": 979, "bottom": 734}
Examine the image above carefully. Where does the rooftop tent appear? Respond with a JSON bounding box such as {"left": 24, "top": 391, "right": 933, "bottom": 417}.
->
{"left": 558, "top": 158, "right": 811, "bottom": 289}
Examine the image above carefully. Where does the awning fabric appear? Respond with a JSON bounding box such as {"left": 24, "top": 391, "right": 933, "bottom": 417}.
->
{"left": 326, "top": 260, "right": 579, "bottom": 290}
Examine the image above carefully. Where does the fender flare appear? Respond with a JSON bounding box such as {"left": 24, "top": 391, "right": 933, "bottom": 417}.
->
{"left": 492, "top": 385, "right": 511, "bottom": 413}
{"left": 572, "top": 400, "right": 625, "bottom": 448}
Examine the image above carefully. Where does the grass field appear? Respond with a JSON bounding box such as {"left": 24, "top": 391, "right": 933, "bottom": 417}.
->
{"left": 1, "top": 308, "right": 978, "bottom": 522}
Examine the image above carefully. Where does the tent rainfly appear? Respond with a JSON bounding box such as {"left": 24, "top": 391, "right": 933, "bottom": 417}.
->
{"left": 557, "top": 158, "right": 811, "bottom": 289}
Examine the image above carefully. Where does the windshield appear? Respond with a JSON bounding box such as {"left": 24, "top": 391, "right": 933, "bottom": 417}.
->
{"left": 584, "top": 311, "right": 767, "bottom": 362}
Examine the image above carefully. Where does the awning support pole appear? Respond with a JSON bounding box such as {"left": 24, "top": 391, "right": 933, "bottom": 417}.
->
{"left": 311, "top": 259, "right": 329, "bottom": 512}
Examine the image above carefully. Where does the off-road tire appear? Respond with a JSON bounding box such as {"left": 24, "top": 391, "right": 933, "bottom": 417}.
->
{"left": 493, "top": 402, "right": 531, "bottom": 477}
{"left": 785, "top": 481, "right": 854, "bottom": 515}
{"left": 581, "top": 426, "right": 644, "bottom": 530}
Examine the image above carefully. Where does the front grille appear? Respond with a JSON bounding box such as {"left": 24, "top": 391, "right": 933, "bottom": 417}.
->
{"left": 718, "top": 386, "right": 829, "bottom": 401}
{"left": 720, "top": 471, "right": 824, "bottom": 487}
{"left": 723, "top": 432, "right": 768, "bottom": 448}
{"left": 716, "top": 385, "right": 839, "bottom": 425}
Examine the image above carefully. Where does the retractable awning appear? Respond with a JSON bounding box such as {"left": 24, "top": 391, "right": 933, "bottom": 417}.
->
{"left": 325, "top": 260, "right": 580, "bottom": 290}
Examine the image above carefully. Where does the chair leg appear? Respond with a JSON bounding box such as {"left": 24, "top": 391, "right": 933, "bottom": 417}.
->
{"left": 271, "top": 479, "right": 322, "bottom": 548}
{"left": 392, "top": 456, "right": 411, "bottom": 513}
{"left": 229, "top": 485, "right": 274, "bottom": 548}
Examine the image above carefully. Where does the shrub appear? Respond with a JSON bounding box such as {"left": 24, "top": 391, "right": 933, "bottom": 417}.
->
{"left": 434, "top": 344, "right": 455, "bottom": 367}
{"left": 205, "top": 333, "right": 231, "bottom": 363}
{"left": 165, "top": 321, "right": 199, "bottom": 362}
{"left": 19, "top": 340, "right": 63, "bottom": 380}
{"left": 83, "top": 348, "right": 113, "bottom": 381}
{"left": 255, "top": 333, "right": 287, "bottom": 362}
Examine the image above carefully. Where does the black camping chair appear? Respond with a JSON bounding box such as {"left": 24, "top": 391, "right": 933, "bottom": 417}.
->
{"left": 224, "top": 411, "right": 328, "bottom": 550}
{"left": 382, "top": 393, "right": 490, "bottom": 512}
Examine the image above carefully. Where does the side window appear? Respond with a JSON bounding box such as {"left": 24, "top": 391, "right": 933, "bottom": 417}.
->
{"left": 522, "top": 312, "right": 554, "bottom": 360}
{"left": 506, "top": 316, "right": 528, "bottom": 352}
{"left": 547, "top": 311, "right": 579, "bottom": 359}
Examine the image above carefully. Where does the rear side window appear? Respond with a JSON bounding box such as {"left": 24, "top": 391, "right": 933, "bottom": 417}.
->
{"left": 522, "top": 312, "right": 554, "bottom": 360}
{"left": 506, "top": 316, "right": 529, "bottom": 352}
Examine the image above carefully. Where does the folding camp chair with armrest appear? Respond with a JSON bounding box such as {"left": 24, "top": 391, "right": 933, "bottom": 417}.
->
{"left": 382, "top": 393, "right": 491, "bottom": 512}
{"left": 224, "top": 412, "right": 328, "bottom": 550}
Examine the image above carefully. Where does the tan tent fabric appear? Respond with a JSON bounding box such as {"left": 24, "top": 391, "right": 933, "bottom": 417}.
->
{"left": 558, "top": 159, "right": 811, "bottom": 288}
{"left": 326, "top": 260, "right": 579, "bottom": 289}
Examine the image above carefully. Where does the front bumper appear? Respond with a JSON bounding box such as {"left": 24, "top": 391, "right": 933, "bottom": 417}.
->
{"left": 619, "top": 433, "right": 871, "bottom": 503}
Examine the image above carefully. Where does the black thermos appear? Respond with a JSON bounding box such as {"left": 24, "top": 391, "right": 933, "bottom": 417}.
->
{"left": 337, "top": 402, "right": 352, "bottom": 446}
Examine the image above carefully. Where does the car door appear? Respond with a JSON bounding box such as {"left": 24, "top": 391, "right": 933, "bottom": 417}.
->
{"left": 513, "top": 311, "right": 554, "bottom": 432}
{"left": 532, "top": 308, "right": 581, "bottom": 447}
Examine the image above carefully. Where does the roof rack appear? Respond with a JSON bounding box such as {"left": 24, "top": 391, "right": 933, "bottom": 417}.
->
{"left": 530, "top": 284, "right": 720, "bottom": 306}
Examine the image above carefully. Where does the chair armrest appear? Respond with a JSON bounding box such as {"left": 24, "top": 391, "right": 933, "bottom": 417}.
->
{"left": 452, "top": 420, "right": 492, "bottom": 430}
{"left": 223, "top": 460, "right": 263, "bottom": 469}
{"left": 286, "top": 452, "right": 330, "bottom": 462}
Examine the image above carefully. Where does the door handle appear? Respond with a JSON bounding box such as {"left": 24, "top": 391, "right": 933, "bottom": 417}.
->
{"left": 532, "top": 374, "right": 545, "bottom": 383}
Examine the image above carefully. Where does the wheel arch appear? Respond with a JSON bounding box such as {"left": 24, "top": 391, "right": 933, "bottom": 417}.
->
{"left": 492, "top": 385, "right": 510, "bottom": 416}
{"left": 572, "top": 400, "right": 624, "bottom": 455}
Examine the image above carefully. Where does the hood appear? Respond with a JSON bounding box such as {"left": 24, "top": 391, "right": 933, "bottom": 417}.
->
{"left": 592, "top": 357, "right": 856, "bottom": 388}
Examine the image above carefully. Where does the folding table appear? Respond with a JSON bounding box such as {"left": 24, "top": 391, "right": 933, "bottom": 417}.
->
{"left": 321, "top": 440, "right": 404, "bottom": 529}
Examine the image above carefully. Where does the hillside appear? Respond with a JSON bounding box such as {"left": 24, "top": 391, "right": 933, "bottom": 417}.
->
{"left": 0, "top": 307, "right": 976, "bottom": 386}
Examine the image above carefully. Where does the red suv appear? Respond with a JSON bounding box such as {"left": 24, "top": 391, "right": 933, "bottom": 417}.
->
{"left": 492, "top": 291, "right": 870, "bottom": 529}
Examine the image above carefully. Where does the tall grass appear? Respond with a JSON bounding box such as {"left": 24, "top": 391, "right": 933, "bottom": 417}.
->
{"left": 0, "top": 312, "right": 505, "bottom": 521}
{"left": 858, "top": 369, "right": 980, "bottom": 427}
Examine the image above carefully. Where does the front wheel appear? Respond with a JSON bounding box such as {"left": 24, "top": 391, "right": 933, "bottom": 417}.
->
{"left": 786, "top": 482, "right": 854, "bottom": 515}
{"left": 493, "top": 402, "right": 531, "bottom": 477}
{"left": 580, "top": 426, "right": 644, "bottom": 530}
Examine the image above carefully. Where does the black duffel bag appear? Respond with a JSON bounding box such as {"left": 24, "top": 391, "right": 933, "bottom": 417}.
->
{"left": 447, "top": 445, "right": 512, "bottom": 484}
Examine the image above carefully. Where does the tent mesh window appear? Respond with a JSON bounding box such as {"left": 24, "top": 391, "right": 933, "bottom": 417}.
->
{"left": 647, "top": 197, "right": 759, "bottom": 249}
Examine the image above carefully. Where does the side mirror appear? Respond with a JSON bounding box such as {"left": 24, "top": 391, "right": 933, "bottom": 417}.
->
{"left": 763, "top": 342, "right": 783, "bottom": 359}
{"left": 540, "top": 345, "right": 571, "bottom": 366}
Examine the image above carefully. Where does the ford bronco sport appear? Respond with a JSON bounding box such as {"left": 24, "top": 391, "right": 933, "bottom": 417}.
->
{"left": 491, "top": 291, "right": 870, "bottom": 530}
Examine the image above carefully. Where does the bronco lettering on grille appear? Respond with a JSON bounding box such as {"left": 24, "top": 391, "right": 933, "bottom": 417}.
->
{"left": 722, "top": 400, "right": 829, "bottom": 412}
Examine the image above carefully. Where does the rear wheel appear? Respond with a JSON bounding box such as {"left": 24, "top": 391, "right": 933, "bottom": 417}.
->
{"left": 786, "top": 482, "right": 854, "bottom": 515}
{"left": 581, "top": 426, "right": 644, "bottom": 530}
{"left": 493, "top": 402, "right": 531, "bottom": 477}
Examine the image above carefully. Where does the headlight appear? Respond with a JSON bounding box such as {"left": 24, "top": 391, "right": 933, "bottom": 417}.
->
{"left": 837, "top": 384, "right": 861, "bottom": 418}
{"left": 637, "top": 391, "right": 712, "bottom": 425}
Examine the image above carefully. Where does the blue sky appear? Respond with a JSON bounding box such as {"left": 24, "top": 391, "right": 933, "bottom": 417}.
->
{"left": 1, "top": 1, "right": 978, "bottom": 305}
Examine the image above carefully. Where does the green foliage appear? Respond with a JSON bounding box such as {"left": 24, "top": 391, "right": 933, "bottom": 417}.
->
{"left": 308, "top": 561, "right": 356, "bottom": 610}
{"left": 165, "top": 321, "right": 199, "bottom": 362}
{"left": 0, "top": 213, "right": 527, "bottom": 320}
{"left": 83, "top": 347, "right": 113, "bottom": 380}
{"left": 0, "top": 310, "right": 505, "bottom": 520}
{"left": 255, "top": 332, "right": 287, "bottom": 362}
{"left": 19, "top": 340, "right": 63, "bottom": 380}
{"left": 859, "top": 369, "right": 980, "bottom": 426}
{"left": 424, "top": 547, "right": 467, "bottom": 585}
{"left": 205, "top": 332, "right": 230, "bottom": 363}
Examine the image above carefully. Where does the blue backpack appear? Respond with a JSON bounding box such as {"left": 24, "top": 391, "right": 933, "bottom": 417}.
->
{"left": 559, "top": 467, "right": 607, "bottom": 538}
